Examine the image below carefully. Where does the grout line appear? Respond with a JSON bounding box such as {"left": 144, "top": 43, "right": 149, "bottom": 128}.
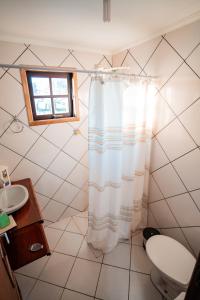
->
{"left": 62, "top": 225, "right": 91, "bottom": 292}
{"left": 157, "top": 225, "right": 200, "bottom": 229}
{"left": 103, "top": 55, "right": 112, "bottom": 67}
{"left": 176, "top": 96, "right": 200, "bottom": 119}
{"left": 18, "top": 220, "right": 157, "bottom": 299}
{"left": 94, "top": 257, "right": 104, "bottom": 299}
{"left": 185, "top": 41, "right": 200, "bottom": 60}
{"left": 58, "top": 50, "right": 71, "bottom": 67}
{"left": 161, "top": 35, "right": 186, "bottom": 62}
{"left": 127, "top": 50, "right": 144, "bottom": 72}
{"left": 151, "top": 145, "right": 199, "bottom": 175}
{"left": 128, "top": 234, "right": 132, "bottom": 300}
{"left": 0, "top": 45, "right": 30, "bottom": 80}
{"left": 67, "top": 49, "right": 86, "bottom": 70}
{"left": 155, "top": 138, "right": 200, "bottom": 215}
{"left": 162, "top": 36, "right": 200, "bottom": 80}
{"left": 120, "top": 50, "right": 129, "bottom": 66}
{"left": 140, "top": 36, "right": 164, "bottom": 73}
{"left": 156, "top": 60, "right": 184, "bottom": 93}
{"left": 26, "top": 47, "right": 46, "bottom": 66}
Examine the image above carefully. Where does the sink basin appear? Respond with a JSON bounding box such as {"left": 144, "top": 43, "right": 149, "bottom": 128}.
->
{"left": 0, "top": 185, "right": 29, "bottom": 214}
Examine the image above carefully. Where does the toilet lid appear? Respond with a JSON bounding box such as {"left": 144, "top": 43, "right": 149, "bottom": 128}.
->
{"left": 146, "top": 235, "right": 196, "bottom": 286}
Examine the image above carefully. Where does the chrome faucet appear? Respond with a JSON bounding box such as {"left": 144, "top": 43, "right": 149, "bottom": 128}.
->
{"left": 0, "top": 178, "right": 5, "bottom": 188}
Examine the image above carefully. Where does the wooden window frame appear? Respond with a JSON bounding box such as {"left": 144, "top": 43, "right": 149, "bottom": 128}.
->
{"left": 20, "top": 68, "right": 80, "bottom": 126}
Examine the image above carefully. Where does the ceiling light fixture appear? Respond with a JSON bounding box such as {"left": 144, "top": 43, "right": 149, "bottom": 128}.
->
{"left": 103, "top": 0, "right": 111, "bottom": 22}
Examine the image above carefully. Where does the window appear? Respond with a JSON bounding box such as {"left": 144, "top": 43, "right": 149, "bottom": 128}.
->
{"left": 21, "top": 69, "right": 79, "bottom": 125}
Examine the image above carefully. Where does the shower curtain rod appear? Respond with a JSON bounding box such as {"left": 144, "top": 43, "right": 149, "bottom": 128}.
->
{"left": 0, "top": 63, "right": 156, "bottom": 79}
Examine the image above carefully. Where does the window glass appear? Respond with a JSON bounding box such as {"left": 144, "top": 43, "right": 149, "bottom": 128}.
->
{"left": 52, "top": 78, "right": 68, "bottom": 95}
{"left": 21, "top": 69, "right": 79, "bottom": 125}
{"left": 32, "top": 77, "right": 50, "bottom": 95}
{"left": 34, "top": 98, "right": 52, "bottom": 115}
{"left": 53, "top": 97, "right": 69, "bottom": 114}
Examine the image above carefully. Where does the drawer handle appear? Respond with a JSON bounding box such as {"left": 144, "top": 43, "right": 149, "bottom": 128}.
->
{"left": 29, "top": 243, "right": 44, "bottom": 252}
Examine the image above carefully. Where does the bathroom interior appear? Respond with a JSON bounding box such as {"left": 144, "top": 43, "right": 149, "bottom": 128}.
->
{"left": 0, "top": 1, "right": 200, "bottom": 300}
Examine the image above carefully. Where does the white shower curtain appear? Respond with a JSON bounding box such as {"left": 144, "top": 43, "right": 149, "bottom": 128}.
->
{"left": 87, "top": 76, "right": 156, "bottom": 253}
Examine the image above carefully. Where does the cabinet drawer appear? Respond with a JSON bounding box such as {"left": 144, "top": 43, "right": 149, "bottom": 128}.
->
{"left": 4, "top": 222, "right": 50, "bottom": 270}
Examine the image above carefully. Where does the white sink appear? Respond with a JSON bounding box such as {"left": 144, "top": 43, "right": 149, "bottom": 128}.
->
{"left": 0, "top": 185, "right": 29, "bottom": 214}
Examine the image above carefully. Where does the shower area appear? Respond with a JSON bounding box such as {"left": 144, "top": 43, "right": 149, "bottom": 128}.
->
{"left": 0, "top": 18, "right": 199, "bottom": 299}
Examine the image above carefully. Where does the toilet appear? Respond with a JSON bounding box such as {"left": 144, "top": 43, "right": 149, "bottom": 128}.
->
{"left": 174, "top": 292, "right": 186, "bottom": 300}
{"left": 146, "top": 235, "right": 196, "bottom": 300}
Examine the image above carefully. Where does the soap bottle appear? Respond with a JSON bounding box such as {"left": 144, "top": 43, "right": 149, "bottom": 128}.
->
{"left": 0, "top": 166, "right": 11, "bottom": 187}
{"left": 0, "top": 209, "right": 10, "bottom": 229}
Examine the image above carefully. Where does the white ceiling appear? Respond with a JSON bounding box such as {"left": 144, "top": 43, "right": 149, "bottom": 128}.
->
{"left": 0, "top": 0, "right": 200, "bottom": 54}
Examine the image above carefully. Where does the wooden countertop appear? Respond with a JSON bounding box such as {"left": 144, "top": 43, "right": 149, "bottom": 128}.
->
{"left": 11, "top": 178, "right": 43, "bottom": 230}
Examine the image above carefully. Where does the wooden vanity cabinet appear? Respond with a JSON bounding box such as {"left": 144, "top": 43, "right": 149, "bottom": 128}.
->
{"left": 0, "top": 243, "right": 22, "bottom": 300}
{"left": 2, "top": 178, "right": 50, "bottom": 270}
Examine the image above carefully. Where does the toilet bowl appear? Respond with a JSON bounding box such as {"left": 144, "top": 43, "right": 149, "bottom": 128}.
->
{"left": 146, "top": 235, "right": 196, "bottom": 300}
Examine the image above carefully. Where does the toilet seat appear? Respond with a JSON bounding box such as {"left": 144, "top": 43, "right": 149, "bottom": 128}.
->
{"left": 146, "top": 235, "right": 196, "bottom": 287}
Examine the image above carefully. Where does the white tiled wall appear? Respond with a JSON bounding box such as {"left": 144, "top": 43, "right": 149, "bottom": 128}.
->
{"left": 113, "top": 19, "right": 200, "bottom": 257}
{"left": 1, "top": 20, "right": 200, "bottom": 258}
{"left": 0, "top": 41, "right": 112, "bottom": 223}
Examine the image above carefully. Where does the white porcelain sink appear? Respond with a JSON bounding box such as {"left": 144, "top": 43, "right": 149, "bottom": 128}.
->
{"left": 0, "top": 185, "right": 29, "bottom": 214}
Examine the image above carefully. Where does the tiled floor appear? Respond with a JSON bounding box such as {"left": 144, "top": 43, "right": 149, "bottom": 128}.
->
{"left": 15, "top": 212, "right": 162, "bottom": 300}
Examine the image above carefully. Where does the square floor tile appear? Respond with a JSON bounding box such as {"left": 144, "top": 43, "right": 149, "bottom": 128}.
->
{"left": 15, "top": 273, "right": 36, "bottom": 299}
{"left": 132, "top": 231, "right": 144, "bottom": 246}
{"left": 48, "top": 217, "right": 70, "bottom": 231}
{"left": 66, "top": 217, "right": 83, "bottom": 234}
{"left": 16, "top": 256, "right": 49, "bottom": 278}
{"left": 131, "top": 245, "right": 153, "bottom": 274}
{"left": 55, "top": 231, "right": 83, "bottom": 256}
{"left": 61, "top": 207, "right": 79, "bottom": 218}
{"left": 78, "top": 239, "right": 103, "bottom": 263}
{"left": 42, "top": 199, "right": 66, "bottom": 222}
{"left": 129, "top": 271, "right": 162, "bottom": 300}
{"left": 61, "top": 289, "right": 93, "bottom": 300}
{"left": 103, "top": 243, "right": 130, "bottom": 269}
{"left": 77, "top": 210, "right": 88, "bottom": 218}
{"left": 44, "top": 227, "right": 63, "bottom": 250}
{"left": 66, "top": 258, "right": 101, "bottom": 296}
{"left": 70, "top": 190, "right": 88, "bottom": 212}
{"left": 73, "top": 216, "right": 88, "bottom": 235}
{"left": 96, "top": 264, "right": 129, "bottom": 300}
{"left": 27, "top": 280, "right": 63, "bottom": 300}
{"left": 35, "top": 193, "right": 50, "bottom": 211}
{"left": 39, "top": 252, "right": 75, "bottom": 287}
